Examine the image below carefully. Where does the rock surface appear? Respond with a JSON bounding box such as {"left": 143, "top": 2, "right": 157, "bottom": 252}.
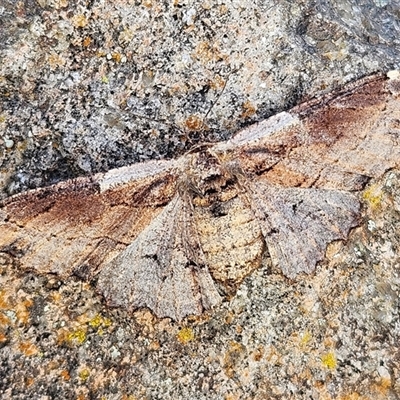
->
{"left": 0, "top": 1, "right": 399, "bottom": 399}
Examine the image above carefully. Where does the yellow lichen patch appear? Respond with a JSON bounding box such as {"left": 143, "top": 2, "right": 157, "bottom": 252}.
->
{"left": 57, "top": 326, "right": 88, "bottom": 346}
{"left": 321, "top": 351, "right": 337, "bottom": 369}
{"left": 18, "top": 341, "right": 39, "bottom": 356}
{"left": 362, "top": 183, "right": 383, "bottom": 210}
{"left": 68, "top": 329, "right": 87, "bottom": 345}
{"left": 88, "top": 313, "right": 112, "bottom": 329}
{"left": 177, "top": 327, "right": 195, "bottom": 344}
{"left": 101, "top": 76, "right": 109, "bottom": 84}
{"left": 78, "top": 368, "right": 90, "bottom": 382}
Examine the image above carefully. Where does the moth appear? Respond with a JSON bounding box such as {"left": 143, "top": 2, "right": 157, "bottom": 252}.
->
{"left": 1, "top": 72, "right": 399, "bottom": 321}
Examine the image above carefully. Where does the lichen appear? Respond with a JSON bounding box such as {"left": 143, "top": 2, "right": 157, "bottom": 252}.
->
{"left": 362, "top": 183, "right": 383, "bottom": 210}
{"left": 18, "top": 340, "right": 39, "bottom": 356}
{"left": 67, "top": 329, "right": 87, "bottom": 345}
{"left": 300, "top": 330, "right": 312, "bottom": 349}
{"left": 177, "top": 327, "right": 195, "bottom": 344}
{"left": 88, "top": 314, "right": 112, "bottom": 329}
{"left": 78, "top": 368, "right": 90, "bottom": 382}
{"left": 321, "top": 351, "right": 337, "bottom": 369}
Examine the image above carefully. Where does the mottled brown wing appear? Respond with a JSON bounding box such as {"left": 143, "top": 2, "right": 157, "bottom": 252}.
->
{"left": 0, "top": 160, "right": 177, "bottom": 279}
{"left": 226, "top": 73, "right": 400, "bottom": 278}
{"left": 228, "top": 74, "right": 400, "bottom": 191}
{"left": 247, "top": 181, "right": 360, "bottom": 278}
{"left": 97, "top": 193, "right": 221, "bottom": 321}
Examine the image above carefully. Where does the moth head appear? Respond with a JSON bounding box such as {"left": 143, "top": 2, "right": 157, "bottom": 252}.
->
{"left": 177, "top": 151, "right": 239, "bottom": 205}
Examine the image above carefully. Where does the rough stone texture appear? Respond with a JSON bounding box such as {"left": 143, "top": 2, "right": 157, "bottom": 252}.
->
{"left": 1, "top": 0, "right": 400, "bottom": 197}
{"left": 0, "top": 0, "right": 399, "bottom": 399}
{"left": 0, "top": 170, "right": 399, "bottom": 399}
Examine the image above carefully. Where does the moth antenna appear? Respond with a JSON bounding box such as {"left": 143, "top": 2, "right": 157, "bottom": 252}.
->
{"left": 184, "top": 65, "right": 243, "bottom": 149}
{"left": 203, "top": 65, "right": 242, "bottom": 123}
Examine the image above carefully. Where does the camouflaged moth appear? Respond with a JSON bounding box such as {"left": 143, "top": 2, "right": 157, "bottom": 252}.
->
{"left": 1, "top": 71, "right": 399, "bottom": 320}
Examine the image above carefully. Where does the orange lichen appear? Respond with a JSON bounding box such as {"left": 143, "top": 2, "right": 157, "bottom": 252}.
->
{"left": 25, "top": 377, "right": 35, "bottom": 387}
{"left": 252, "top": 346, "right": 264, "bottom": 361}
{"left": 60, "top": 370, "right": 71, "bottom": 381}
{"left": 83, "top": 36, "right": 92, "bottom": 47}
{"left": 192, "top": 41, "right": 223, "bottom": 63}
{"left": 122, "top": 395, "right": 137, "bottom": 400}
{"left": 0, "top": 312, "right": 10, "bottom": 327}
{"left": 0, "top": 290, "right": 12, "bottom": 309}
{"left": 16, "top": 299, "right": 33, "bottom": 324}
{"left": 149, "top": 340, "right": 161, "bottom": 351}
{"left": 142, "top": 0, "right": 152, "bottom": 8}
{"left": 223, "top": 341, "right": 246, "bottom": 378}
{"left": 18, "top": 341, "right": 39, "bottom": 356}
{"left": 240, "top": 101, "right": 257, "bottom": 119}
{"left": 209, "top": 75, "right": 225, "bottom": 90}
{"left": 112, "top": 53, "right": 122, "bottom": 63}
{"left": 184, "top": 115, "right": 204, "bottom": 131}
{"left": 0, "top": 331, "right": 8, "bottom": 345}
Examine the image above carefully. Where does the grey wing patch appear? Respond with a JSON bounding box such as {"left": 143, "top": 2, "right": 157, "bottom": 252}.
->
{"left": 96, "top": 193, "right": 221, "bottom": 321}
{"left": 249, "top": 181, "right": 360, "bottom": 278}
